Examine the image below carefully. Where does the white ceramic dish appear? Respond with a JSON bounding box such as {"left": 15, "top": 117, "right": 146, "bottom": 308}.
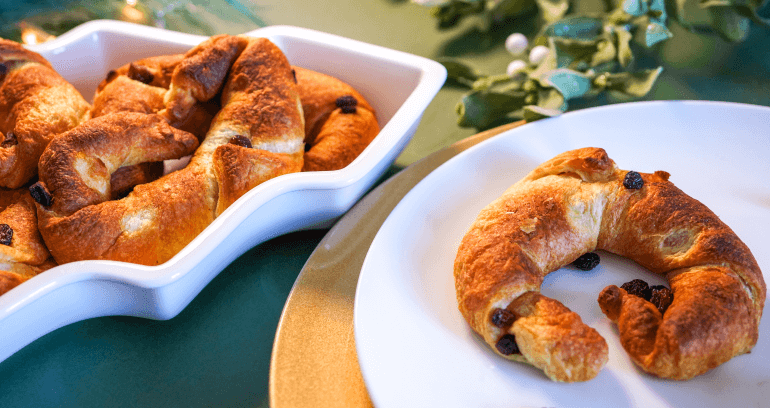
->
{"left": 354, "top": 101, "right": 770, "bottom": 408}
{"left": 0, "top": 20, "right": 445, "bottom": 363}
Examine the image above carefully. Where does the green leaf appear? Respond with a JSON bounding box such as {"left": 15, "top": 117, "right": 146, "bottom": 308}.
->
{"left": 537, "top": 88, "right": 567, "bottom": 110}
{"left": 648, "top": 0, "right": 668, "bottom": 23}
{"left": 432, "top": 0, "right": 486, "bottom": 29}
{"left": 646, "top": 22, "right": 673, "bottom": 46}
{"left": 523, "top": 105, "right": 563, "bottom": 122}
{"left": 539, "top": 68, "right": 592, "bottom": 100}
{"left": 543, "top": 16, "right": 605, "bottom": 40}
{"left": 551, "top": 36, "right": 617, "bottom": 69}
{"left": 438, "top": 59, "right": 482, "bottom": 86}
{"left": 551, "top": 37, "right": 599, "bottom": 69}
{"left": 535, "top": 0, "right": 570, "bottom": 23}
{"left": 615, "top": 27, "right": 634, "bottom": 67}
{"left": 604, "top": 67, "right": 664, "bottom": 98}
{"left": 623, "top": 0, "right": 646, "bottom": 16}
{"left": 708, "top": 6, "right": 750, "bottom": 41}
{"left": 472, "top": 74, "right": 515, "bottom": 91}
{"left": 456, "top": 90, "right": 528, "bottom": 128}
{"left": 702, "top": 0, "right": 770, "bottom": 27}
{"left": 592, "top": 38, "right": 618, "bottom": 65}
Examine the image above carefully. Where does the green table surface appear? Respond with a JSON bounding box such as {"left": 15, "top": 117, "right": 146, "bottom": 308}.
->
{"left": 0, "top": 1, "right": 768, "bottom": 407}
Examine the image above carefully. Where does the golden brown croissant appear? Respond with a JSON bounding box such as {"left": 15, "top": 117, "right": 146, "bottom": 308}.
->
{"left": 0, "top": 39, "right": 91, "bottom": 188}
{"left": 454, "top": 147, "right": 765, "bottom": 382}
{"left": 33, "top": 36, "right": 304, "bottom": 265}
{"left": 293, "top": 66, "right": 379, "bottom": 171}
{"left": 0, "top": 188, "right": 56, "bottom": 296}
{"left": 93, "top": 53, "right": 218, "bottom": 141}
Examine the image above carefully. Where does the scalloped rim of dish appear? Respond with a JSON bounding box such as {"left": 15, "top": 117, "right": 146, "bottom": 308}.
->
{"left": 0, "top": 20, "right": 446, "bottom": 360}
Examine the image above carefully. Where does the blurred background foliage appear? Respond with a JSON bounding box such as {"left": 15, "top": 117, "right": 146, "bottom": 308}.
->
{"left": 411, "top": 0, "right": 770, "bottom": 128}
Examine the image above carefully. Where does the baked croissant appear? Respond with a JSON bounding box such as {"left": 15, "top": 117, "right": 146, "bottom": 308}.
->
{"left": 293, "top": 67, "right": 379, "bottom": 171}
{"left": 0, "top": 188, "right": 56, "bottom": 296}
{"left": 454, "top": 147, "right": 765, "bottom": 382}
{"left": 93, "top": 53, "right": 218, "bottom": 141}
{"left": 0, "top": 39, "right": 91, "bottom": 188}
{"left": 33, "top": 36, "right": 304, "bottom": 265}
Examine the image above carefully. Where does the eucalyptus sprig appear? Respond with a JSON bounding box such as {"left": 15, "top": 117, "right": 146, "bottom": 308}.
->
{"left": 414, "top": 0, "right": 770, "bottom": 127}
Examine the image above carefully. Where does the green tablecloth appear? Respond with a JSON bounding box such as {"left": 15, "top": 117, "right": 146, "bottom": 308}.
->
{"left": 0, "top": 1, "right": 768, "bottom": 407}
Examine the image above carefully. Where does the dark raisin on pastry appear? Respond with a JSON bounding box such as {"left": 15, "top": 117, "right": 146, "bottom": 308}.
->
{"left": 572, "top": 252, "right": 600, "bottom": 271}
{"left": 490, "top": 308, "right": 517, "bottom": 328}
{"left": 229, "top": 134, "right": 253, "bottom": 148}
{"left": 650, "top": 286, "right": 674, "bottom": 314}
{"left": 623, "top": 171, "right": 644, "bottom": 189}
{"left": 1, "top": 131, "right": 17, "bottom": 148}
{"left": 495, "top": 334, "right": 521, "bottom": 355}
{"left": 621, "top": 279, "right": 651, "bottom": 300}
{"left": 335, "top": 95, "right": 358, "bottom": 114}
{"left": 29, "top": 181, "right": 53, "bottom": 207}
{"left": 0, "top": 224, "right": 12, "bottom": 246}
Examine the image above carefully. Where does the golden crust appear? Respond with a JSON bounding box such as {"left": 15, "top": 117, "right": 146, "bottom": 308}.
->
{"left": 0, "top": 39, "right": 91, "bottom": 188}
{"left": 93, "top": 55, "right": 217, "bottom": 142}
{"left": 36, "top": 36, "right": 304, "bottom": 266}
{"left": 0, "top": 188, "right": 55, "bottom": 295}
{"left": 293, "top": 67, "right": 379, "bottom": 171}
{"left": 454, "top": 147, "right": 765, "bottom": 381}
{"left": 37, "top": 112, "right": 199, "bottom": 217}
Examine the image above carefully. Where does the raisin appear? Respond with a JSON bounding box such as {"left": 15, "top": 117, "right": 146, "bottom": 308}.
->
{"left": 29, "top": 182, "right": 53, "bottom": 207}
{"left": 0, "top": 224, "right": 12, "bottom": 246}
{"left": 621, "top": 279, "right": 651, "bottom": 300}
{"left": 1, "top": 131, "right": 17, "bottom": 148}
{"left": 335, "top": 95, "right": 358, "bottom": 114}
{"left": 572, "top": 252, "right": 600, "bottom": 271}
{"left": 128, "top": 63, "right": 154, "bottom": 84}
{"left": 105, "top": 69, "right": 118, "bottom": 83}
{"left": 229, "top": 135, "right": 252, "bottom": 148}
{"left": 490, "top": 308, "right": 517, "bottom": 328}
{"left": 291, "top": 68, "right": 297, "bottom": 84}
{"left": 650, "top": 286, "right": 673, "bottom": 314}
{"left": 495, "top": 334, "right": 520, "bottom": 355}
{"left": 623, "top": 171, "right": 644, "bottom": 189}
{"left": 0, "top": 63, "right": 6, "bottom": 82}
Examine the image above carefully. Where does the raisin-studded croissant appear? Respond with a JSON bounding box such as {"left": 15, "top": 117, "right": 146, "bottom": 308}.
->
{"left": 454, "top": 147, "right": 765, "bottom": 382}
{"left": 0, "top": 39, "right": 91, "bottom": 188}
{"left": 33, "top": 36, "right": 304, "bottom": 265}
{"left": 0, "top": 188, "right": 56, "bottom": 296}
{"left": 293, "top": 66, "right": 379, "bottom": 171}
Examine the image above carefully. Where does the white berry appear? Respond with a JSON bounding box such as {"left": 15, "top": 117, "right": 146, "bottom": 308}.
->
{"left": 528, "top": 45, "right": 550, "bottom": 65}
{"left": 505, "top": 33, "right": 528, "bottom": 55}
{"left": 506, "top": 60, "right": 527, "bottom": 77}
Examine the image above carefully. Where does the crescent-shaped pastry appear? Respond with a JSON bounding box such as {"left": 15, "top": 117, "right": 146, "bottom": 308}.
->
{"left": 33, "top": 36, "right": 304, "bottom": 265}
{"left": 454, "top": 147, "right": 765, "bottom": 381}
{"left": 0, "top": 39, "right": 91, "bottom": 188}
{"left": 0, "top": 188, "right": 56, "bottom": 296}
{"left": 293, "top": 66, "right": 379, "bottom": 171}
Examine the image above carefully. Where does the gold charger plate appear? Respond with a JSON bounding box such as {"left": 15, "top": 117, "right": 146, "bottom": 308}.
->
{"left": 269, "top": 121, "right": 525, "bottom": 407}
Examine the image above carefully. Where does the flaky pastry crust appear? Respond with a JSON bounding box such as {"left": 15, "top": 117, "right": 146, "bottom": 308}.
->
{"left": 0, "top": 39, "right": 91, "bottom": 188}
{"left": 293, "top": 67, "right": 379, "bottom": 171}
{"left": 35, "top": 36, "right": 304, "bottom": 265}
{"left": 454, "top": 147, "right": 765, "bottom": 381}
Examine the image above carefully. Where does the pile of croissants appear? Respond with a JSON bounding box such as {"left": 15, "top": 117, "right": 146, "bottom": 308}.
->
{"left": 0, "top": 35, "right": 379, "bottom": 296}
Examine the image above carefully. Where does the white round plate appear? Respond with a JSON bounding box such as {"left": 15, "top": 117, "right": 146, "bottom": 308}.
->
{"left": 354, "top": 101, "right": 770, "bottom": 408}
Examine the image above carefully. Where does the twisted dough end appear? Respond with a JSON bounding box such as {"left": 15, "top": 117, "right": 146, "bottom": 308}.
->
{"left": 455, "top": 147, "right": 765, "bottom": 381}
